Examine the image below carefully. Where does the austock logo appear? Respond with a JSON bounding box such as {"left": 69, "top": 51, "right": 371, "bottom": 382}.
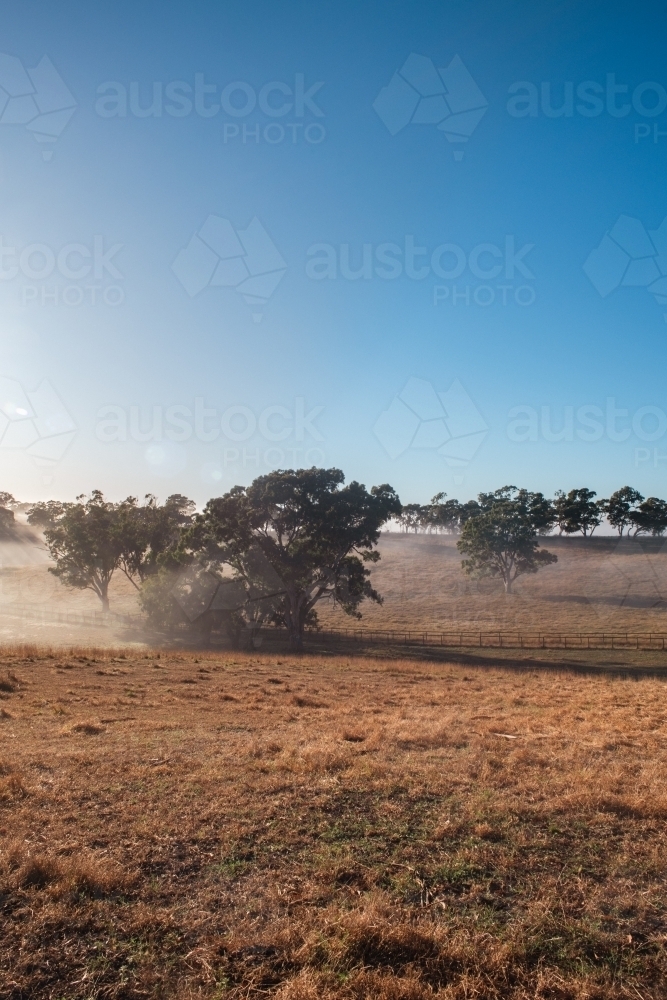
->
{"left": 96, "top": 397, "right": 325, "bottom": 482}
{"left": 0, "top": 53, "right": 76, "bottom": 160}
{"left": 506, "top": 75, "right": 667, "bottom": 145}
{"left": 581, "top": 535, "right": 667, "bottom": 624}
{"left": 0, "top": 235, "right": 125, "bottom": 307}
{"left": 172, "top": 215, "right": 287, "bottom": 322}
{"left": 95, "top": 73, "right": 326, "bottom": 146}
{"left": 373, "top": 52, "right": 488, "bottom": 160}
{"left": 583, "top": 214, "right": 667, "bottom": 320}
{"left": 305, "top": 235, "right": 536, "bottom": 307}
{"left": 0, "top": 376, "right": 76, "bottom": 469}
{"left": 373, "top": 376, "right": 488, "bottom": 483}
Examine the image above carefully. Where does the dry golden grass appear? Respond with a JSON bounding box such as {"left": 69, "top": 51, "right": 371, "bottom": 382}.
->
{"left": 318, "top": 533, "right": 667, "bottom": 634}
{"left": 2, "top": 533, "right": 667, "bottom": 649}
{"left": 1, "top": 644, "right": 667, "bottom": 997}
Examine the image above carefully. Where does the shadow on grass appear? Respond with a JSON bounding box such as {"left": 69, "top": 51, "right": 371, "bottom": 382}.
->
{"left": 115, "top": 622, "right": 667, "bottom": 680}
{"left": 297, "top": 637, "right": 667, "bottom": 678}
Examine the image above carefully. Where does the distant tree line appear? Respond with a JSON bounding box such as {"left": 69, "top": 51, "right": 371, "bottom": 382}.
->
{"left": 2, "top": 476, "right": 663, "bottom": 642}
{"left": 397, "top": 486, "right": 667, "bottom": 538}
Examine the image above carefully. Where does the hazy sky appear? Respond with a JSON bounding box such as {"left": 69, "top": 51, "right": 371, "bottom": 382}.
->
{"left": 1, "top": 0, "right": 666, "bottom": 505}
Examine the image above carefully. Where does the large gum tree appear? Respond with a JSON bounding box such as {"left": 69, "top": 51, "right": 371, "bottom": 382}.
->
{"left": 182, "top": 467, "right": 402, "bottom": 649}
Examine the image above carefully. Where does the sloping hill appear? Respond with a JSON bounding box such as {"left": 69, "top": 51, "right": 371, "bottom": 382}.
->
{"left": 0, "top": 521, "right": 142, "bottom": 645}
{"left": 317, "top": 532, "right": 667, "bottom": 634}
{"left": 2, "top": 529, "right": 667, "bottom": 644}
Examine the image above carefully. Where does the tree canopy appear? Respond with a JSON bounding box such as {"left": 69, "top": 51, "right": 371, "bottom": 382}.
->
{"left": 26, "top": 500, "right": 69, "bottom": 528}
{"left": 477, "top": 487, "right": 555, "bottom": 534}
{"left": 631, "top": 497, "right": 667, "bottom": 536}
{"left": 457, "top": 487, "right": 557, "bottom": 594}
{"left": 182, "top": 467, "right": 401, "bottom": 648}
{"left": 115, "top": 493, "right": 196, "bottom": 587}
{"left": 598, "top": 487, "right": 643, "bottom": 536}
{"left": 553, "top": 488, "right": 601, "bottom": 537}
{"left": 427, "top": 493, "right": 463, "bottom": 533}
{"left": 40, "top": 491, "right": 123, "bottom": 612}
{"left": 35, "top": 491, "right": 195, "bottom": 611}
{"left": 397, "top": 503, "right": 426, "bottom": 533}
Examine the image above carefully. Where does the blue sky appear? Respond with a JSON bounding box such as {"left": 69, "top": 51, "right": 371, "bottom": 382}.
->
{"left": 1, "top": 0, "right": 666, "bottom": 505}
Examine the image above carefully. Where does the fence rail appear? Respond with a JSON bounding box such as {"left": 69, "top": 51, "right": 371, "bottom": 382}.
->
{"left": 290, "top": 627, "right": 667, "bottom": 651}
{"left": 2, "top": 604, "right": 667, "bottom": 651}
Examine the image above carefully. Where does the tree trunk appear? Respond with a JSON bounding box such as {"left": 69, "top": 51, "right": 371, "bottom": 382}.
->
{"left": 504, "top": 577, "right": 512, "bottom": 594}
{"left": 287, "top": 594, "right": 304, "bottom": 651}
{"left": 198, "top": 612, "right": 213, "bottom": 647}
{"left": 289, "top": 629, "right": 303, "bottom": 651}
{"left": 101, "top": 595, "right": 110, "bottom": 613}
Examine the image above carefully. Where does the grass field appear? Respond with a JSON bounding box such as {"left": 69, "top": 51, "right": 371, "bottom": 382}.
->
{"left": 316, "top": 533, "right": 667, "bottom": 634}
{"left": 2, "top": 646, "right": 667, "bottom": 998}
{"left": 3, "top": 531, "right": 667, "bottom": 651}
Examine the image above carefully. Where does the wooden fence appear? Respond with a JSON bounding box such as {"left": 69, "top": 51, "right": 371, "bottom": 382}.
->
{"left": 288, "top": 627, "right": 667, "bottom": 651}
{"left": 3, "top": 604, "right": 667, "bottom": 651}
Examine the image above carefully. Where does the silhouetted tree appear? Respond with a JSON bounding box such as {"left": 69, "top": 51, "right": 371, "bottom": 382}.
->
{"left": 478, "top": 487, "right": 555, "bottom": 534}
{"left": 553, "top": 488, "right": 601, "bottom": 537}
{"left": 458, "top": 499, "right": 482, "bottom": 526}
{"left": 27, "top": 500, "right": 69, "bottom": 528}
{"left": 598, "top": 487, "right": 644, "bottom": 535}
{"left": 37, "top": 491, "right": 195, "bottom": 611}
{"left": 116, "top": 493, "right": 195, "bottom": 587}
{"left": 427, "top": 493, "right": 463, "bottom": 533}
{"left": 398, "top": 503, "right": 425, "bottom": 533}
{"left": 458, "top": 490, "right": 557, "bottom": 594}
{"left": 42, "top": 491, "right": 123, "bottom": 612}
{"left": 631, "top": 497, "right": 667, "bottom": 536}
{"left": 0, "top": 507, "right": 14, "bottom": 538}
{"left": 182, "top": 467, "right": 401, "bottom": 649}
